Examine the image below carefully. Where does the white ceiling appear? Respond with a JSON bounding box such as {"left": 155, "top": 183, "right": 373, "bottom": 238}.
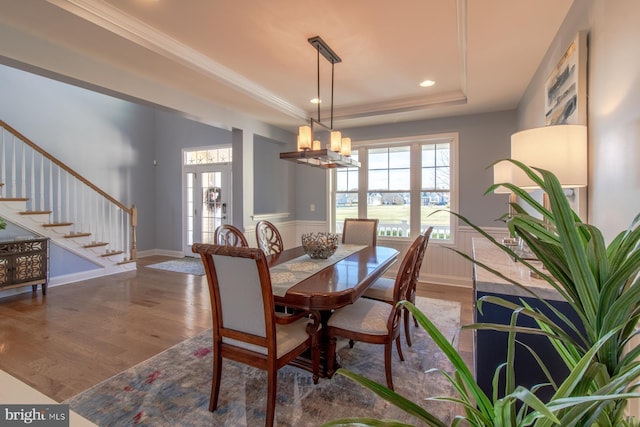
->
{"left": 0, "top": 0, "right": 573, "bottom": 132}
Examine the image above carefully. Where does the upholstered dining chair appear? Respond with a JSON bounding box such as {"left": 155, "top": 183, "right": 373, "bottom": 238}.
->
{"left": 341, "top": 218, "right": 379, "bottom": 246}
{"left": 363, "top": 227, "right": 433, "bottom": 347}
{"left": 255, "top": 220, "right": 284, "bottom": 255}
{"left": 192, "top": 243, "right": 320, "bottom": 427}
{"left": 214, "top": 224, "right": 248, "bottom": 247}
{"left": 326, "top": 234, "right": 424, "bottom": 390}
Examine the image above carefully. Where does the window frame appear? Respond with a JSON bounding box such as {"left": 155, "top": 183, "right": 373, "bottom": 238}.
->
{"left": 330, "top": 132, "right": 459, "bottom": 245}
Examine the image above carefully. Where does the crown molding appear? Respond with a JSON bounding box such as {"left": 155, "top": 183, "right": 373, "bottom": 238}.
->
{"left": 323, "top": 91, "right": 468, "bottom": 122}
{"left": 45, "top": 0, "right": 308, "bottom": 122}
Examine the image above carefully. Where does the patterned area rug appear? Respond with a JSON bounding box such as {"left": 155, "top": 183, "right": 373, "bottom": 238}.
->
{"left": 65, "top": 297, "right": 461, "bottom": 426}
{"left": 145, "top": 258, "right": 204, "bottom": 275}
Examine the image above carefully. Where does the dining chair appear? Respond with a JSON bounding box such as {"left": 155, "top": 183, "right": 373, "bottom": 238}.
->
{"left": 214, "top": 224, "right": 248, "bottom": 247}
{"left": 326, "top": 234, "right": 424, "bottom": 390}
{"left": 341, "top": 218, "right": 379, "bottom": 246}
{"left": 192, "top": 243, "right": 321, "bottom": 427}
{"left": 255, "top": 220, "right": 284, "bottom": 255}
{"left": 363, "top": 227, "right": 433, "bottom": 347}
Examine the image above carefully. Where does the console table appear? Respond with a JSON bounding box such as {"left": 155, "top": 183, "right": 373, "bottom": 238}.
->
{"left": 0, "top": 237, "right": 49, "bottom": 295}
{"left": 472, "top": 237, "right": 583, "bottom": 402}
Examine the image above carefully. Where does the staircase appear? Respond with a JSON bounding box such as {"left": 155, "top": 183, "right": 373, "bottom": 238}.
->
{"left": 0, "top": 120, "right": 137, "bottom": 280}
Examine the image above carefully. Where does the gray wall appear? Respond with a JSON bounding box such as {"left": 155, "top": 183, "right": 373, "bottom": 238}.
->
{"left": 517, "top": 0, "right": 640, "bottom": 242}
{"left": 253, "top": 135, "right": 295, "bottom": 216}
{"left": 153, "top": 110, "right": 232, "bottom": 251}
{"left": 0, "top": 63, "right": 157, "bottom": 251}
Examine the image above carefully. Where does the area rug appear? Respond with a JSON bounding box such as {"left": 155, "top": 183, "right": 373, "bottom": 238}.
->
{"left": 65, "top": 297, "right": 461, "bottom": 426}
{"left": 145, "top": 258, "right": 205, "bottom": 276}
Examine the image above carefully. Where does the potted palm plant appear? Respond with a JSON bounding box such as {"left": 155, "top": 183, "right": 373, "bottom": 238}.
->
{"left": 322, "top": 161, "right": 640, "bottom": 426}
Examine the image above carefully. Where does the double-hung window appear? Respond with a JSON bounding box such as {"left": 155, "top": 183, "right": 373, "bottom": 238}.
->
{"left": 332, "top": 133, "right": 457, "bottom": 243}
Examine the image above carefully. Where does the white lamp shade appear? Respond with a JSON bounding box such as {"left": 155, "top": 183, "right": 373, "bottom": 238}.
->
{"left": 298, "top": 125, "right": 312, "bottom": 151}
{"left": 511, "top": 125, "right": 587, "bottom": 188}
{"left": 492, "top": 161, "right": 512, "bottom": 194}
{"left": 340, "top": 137, "right": 351, "bottom": 156}
{"left": 330, "top": 131, "right": 342, "bottom": 152}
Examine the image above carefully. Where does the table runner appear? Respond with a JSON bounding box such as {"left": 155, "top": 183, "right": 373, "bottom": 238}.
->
{"left": 270, "top": 244, "right": 366, "bottom": 297}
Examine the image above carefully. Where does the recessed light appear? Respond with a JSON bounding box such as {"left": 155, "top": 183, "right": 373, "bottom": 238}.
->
{"left": 419, "top": 80, "right": 435, "bottom": 88}
{"left": 310, "top": 98, "right": 322, "bottom": 104}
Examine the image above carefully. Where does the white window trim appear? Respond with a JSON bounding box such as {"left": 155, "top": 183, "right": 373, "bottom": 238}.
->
{"left": 330, "top": 132, "right": 459, "bottom": 246}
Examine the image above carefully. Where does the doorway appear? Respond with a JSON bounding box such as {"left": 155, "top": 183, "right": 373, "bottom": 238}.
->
{"left": 183, "top": 147, "right": 232, "bottom": 254}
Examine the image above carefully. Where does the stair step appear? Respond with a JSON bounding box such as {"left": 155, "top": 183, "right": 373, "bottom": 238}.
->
{"left": 83, "top": 242, "right": 108, "bottom": 248}
{"left": 19, "top": 210, "right": 52, "bottom": 215}
{"left": 101, "top": 251, "right": 124, "bottom": 257}
{"left": 117, "top": 259, "right": 136, "bottom": 266}
{"left": 0, "top": 197, "right": 29, "bottom": 202}
{"left": 42, "top": 222, "right": 73, "bottom": 228}
{"left": 64, "top": 233, "right": 92, "bottom": 239}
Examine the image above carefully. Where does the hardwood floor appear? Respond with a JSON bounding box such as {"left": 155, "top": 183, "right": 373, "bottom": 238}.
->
{"left": 0, "top": 255, "right": 474, "bottom": 403}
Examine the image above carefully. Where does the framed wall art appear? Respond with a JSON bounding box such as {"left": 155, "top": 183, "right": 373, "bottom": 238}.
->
{"left": 545, "top": 31, "right": 588, "bottom": 125}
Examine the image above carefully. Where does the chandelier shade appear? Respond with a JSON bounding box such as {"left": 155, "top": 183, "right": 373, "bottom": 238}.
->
{"left": 280, "top": 36, "right": 360, "bottom": 169}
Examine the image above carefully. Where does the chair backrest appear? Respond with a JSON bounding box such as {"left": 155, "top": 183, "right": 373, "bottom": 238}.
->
{"left": 411, "top": 227, "right": 433, "bottom": 287}
{"left": 393, "top": 234, "right": 425, "bottom": 304}
{"left": 192, "top": 244, "right": 275, "bottom": 348}
{"left": 255, "top": 220, "right": 284, "bottom": 255}
{"left": 214, "top": 224, "right": 249, "bottom": 247}
{"left": 342, "top": 218, "right": 379, "bottom": 246}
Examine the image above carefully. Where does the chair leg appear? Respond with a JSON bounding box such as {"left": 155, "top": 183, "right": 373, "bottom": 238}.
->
{"left": 409, "top": 293, "right": 419, "bottom": 327}
{"left": 266, "top": 363, "right": 277, "bottom": 427}
{"left": 312, "top": 338, "right": 320, "bottom": 385}
{"left": 349, "top": 339, "right": 355, "bottom": 348}
{"left": 404, "top": 308, "right": 413, "bottom": 347}
{"left": 327, "top": 336, "right": 337, "bottom": 377}
{"left": 384, "top": 343, "right": 394, "bottom": 390}
{"left": 395, "top": 336, "right": 405, "bottom": 362}
{"left": 209, "top": 348, "right": 222, "bottom": 411}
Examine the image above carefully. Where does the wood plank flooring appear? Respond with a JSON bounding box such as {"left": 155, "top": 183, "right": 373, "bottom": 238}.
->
{"left": 0, "top": 255, "right": 474, "bottom": 403}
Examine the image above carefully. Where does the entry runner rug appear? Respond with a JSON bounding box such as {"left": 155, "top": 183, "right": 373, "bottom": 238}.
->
{"left": 145, "top": 258, "right": 205, "bottom": 276}
{"left": 66, "top": 297, "right": 461, "bottom": 426}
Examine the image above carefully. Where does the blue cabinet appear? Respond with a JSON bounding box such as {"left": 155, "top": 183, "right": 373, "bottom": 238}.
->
{"left": 472, "top": 238, "right": 584, "bottom": 402}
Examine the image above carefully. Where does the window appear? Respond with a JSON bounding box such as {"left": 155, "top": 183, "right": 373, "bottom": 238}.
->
{"left": 332, "top": 134, "right": 457, "bottom": 242}
{"left": 184, "top": 147, "right": 232, "bottom": 165}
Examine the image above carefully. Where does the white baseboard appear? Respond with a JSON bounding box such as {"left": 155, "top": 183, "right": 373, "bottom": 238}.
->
{"left": 137, "top": 248, "right": 185, "bottom": 258}
{"left": 48, "top": 268, "right": 110, "bottom": 287}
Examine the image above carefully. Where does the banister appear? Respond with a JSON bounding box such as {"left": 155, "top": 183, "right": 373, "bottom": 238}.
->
{"left": 0, "top": 120, "right": 131, "bottom": 214}
{"left": 1, "top": 119, "right": 137, "bottom": 261}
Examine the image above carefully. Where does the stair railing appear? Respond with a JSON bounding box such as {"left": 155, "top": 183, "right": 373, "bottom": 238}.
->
{"left": 0, "top": 120, "right": 137, "bottom": 261}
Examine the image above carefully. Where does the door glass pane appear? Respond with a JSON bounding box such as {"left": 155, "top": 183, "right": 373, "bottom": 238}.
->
{"left": 187, "top": 173, "right": 194, "bottom": 246}
{"left": 201, "top": 172, "right": 222, "bottom": 244}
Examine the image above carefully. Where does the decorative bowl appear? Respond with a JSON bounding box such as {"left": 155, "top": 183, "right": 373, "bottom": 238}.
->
{"left": 301, "top": 232, "right": 339, "bottom": 259}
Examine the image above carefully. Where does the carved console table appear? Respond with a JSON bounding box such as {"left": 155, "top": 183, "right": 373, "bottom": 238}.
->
{"left": 0, "top": 237, "right": 49, "bottom": 295}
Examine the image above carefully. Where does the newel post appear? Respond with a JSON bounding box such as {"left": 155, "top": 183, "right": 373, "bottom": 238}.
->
{"left": 130, "top": 204, "right": 137, "bottom": 260}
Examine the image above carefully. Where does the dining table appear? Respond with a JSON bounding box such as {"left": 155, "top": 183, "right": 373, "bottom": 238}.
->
{"left": 265, "top": 243, "right": 399, "bottom": 377}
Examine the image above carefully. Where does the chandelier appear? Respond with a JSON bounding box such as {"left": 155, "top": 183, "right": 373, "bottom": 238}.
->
{"left": 280, "top": 36, "right": 360, "bottom": 168}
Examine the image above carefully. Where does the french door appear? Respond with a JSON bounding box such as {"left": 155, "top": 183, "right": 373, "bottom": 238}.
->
{"left": 184, "top": 164, "right": 232, "bottom": 254}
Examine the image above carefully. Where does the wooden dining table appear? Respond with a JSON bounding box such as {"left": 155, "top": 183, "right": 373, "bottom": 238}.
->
{"left": 266, "top": 244, "right": 399, "bottom": 377}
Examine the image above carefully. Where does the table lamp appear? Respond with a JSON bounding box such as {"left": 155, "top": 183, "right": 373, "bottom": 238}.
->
{"left": 510, "top": 124, "right": 588, "bottom": 210}
{"left": 511, "top": 125, "right": 587, "bottom": 189}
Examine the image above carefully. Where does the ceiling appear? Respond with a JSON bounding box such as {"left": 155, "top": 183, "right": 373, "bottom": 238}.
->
{"left": 0, "top": 0, "right": 574, "bottom": 132}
